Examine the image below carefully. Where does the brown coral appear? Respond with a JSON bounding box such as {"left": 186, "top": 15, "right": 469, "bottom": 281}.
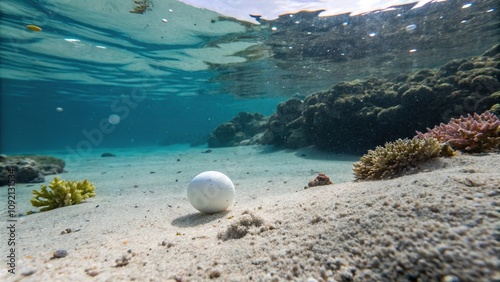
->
{"left": 416, "top": 111, "right": 500, "bottom": 153}
{"left": 353, "top": 138, "right": 441, "bottom": 181}
{"left": 306, "top": 173, "right": 333, "bottom": 188}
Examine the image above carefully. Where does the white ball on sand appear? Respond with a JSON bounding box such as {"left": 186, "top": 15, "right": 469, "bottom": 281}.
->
{"left": 187, "top": 171, "right": 235, "bottom": 214}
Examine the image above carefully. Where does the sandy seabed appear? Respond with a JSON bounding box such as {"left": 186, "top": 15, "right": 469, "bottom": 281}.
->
{"left": 0, "top": 145, "right": 498, "bottom": 281}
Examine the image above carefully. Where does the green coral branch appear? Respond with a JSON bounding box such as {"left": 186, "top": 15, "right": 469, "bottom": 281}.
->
{"left": 30, "top": 177, "right": 96, "bottom": 212}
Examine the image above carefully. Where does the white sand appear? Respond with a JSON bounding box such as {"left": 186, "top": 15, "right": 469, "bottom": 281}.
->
{"left": 0, "top": 145, "right": 498, "bottom": 281}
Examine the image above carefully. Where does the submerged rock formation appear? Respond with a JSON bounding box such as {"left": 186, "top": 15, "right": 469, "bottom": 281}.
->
{"left": 0, "top": 155, "right": 65, "bottom": 186}
{"left": 208, "top": 112, "right": 268, "bottom": 147}
{"left": 209, "top": 44, "right": 499, "bottom": 153}
{"left": 260, "top": 44, "right": 500, "bottom": 153}
{"left": 260, "top": 98, "right": 306, "bottom": 148}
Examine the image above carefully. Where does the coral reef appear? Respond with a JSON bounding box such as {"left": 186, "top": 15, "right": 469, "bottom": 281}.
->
{"left": 208, "top": 43, "right": 499, "bottom": 153}
{"left": 31, "top": 177, "right": 96, "bottom": 212}
{"left": 416, "top": 111, "right": 500, "bottom": 153}
{"left": 260, "top": 98, "right": 307, "bottom": 148}
{"left": 256, "top": 44, "right": 500, "bottom": 153}
{"left": 306, "top": 173, "right": 333, "bottom": 188}
{"left": 353, "top": 138, "right": 441, "bottom": 181}
{"left": 208, "top": 112, "right": 268, "bottom": 147}
{"left": 0, "top": 155, "right": 65, "bottom": 186}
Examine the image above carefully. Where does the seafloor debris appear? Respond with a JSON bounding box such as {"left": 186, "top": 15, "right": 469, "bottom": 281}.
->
{"left": 114, "top": 255, "right": 129, "bottom": 267}
{"left": 51, "top": 249, "right": 68, "bottom": 259}
{"left": 306, "top": 173, "right": 333, "bottom": 188}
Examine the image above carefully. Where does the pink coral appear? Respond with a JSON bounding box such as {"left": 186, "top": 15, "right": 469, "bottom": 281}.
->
{"left": 416, "top": 112, "right": 500, "bottom": 152}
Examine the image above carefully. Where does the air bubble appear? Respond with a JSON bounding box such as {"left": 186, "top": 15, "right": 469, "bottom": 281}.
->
{"left": 108, "top": 114, "right": 121, "bottom": 125}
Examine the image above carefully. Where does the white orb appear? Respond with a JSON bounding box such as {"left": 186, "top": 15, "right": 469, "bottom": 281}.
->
{"left": 108, "top": 114, "right": 120, "bottom": 125}
{"left": 187, "top": 171, "right": 235, "bottom": 214}
{"left": 56, "top": 107, "right": 63, "bottom": 112}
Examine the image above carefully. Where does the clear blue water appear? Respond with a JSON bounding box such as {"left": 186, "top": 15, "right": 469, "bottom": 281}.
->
{"left": 1, "top": 0, "right": 498, "bottom": 154}
{"left": 1, "top": 81, "right": 282, "bottom": 153}
{"left": 0, "top": 0, "right": 286, "bottom": 153}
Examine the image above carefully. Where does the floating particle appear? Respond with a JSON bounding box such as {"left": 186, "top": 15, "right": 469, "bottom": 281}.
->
{"left": 462, "top": 3, "right": 472, "bottom": 9}
{"left": 168, "top": 9, "right": 173, "bottom": 12}
{"left": 369, "top": 32, "right": 376, "bottom": 37}
{"left": 405, "top": 24, "right": 417, "bottom": 32}
{"left": 409, "top": 49, "right": 417, "bottom": 53}
{"left": 342, "top": 22, "right": 348, "bottom": 26}
{"left": 162, "top": 18, "right": 168, "bottom": 23}
{"left": 56, "top": 107, "right": 63, "bottom": 112}
{"left": 64, "top": 38, "right": 80, "bottom": 43}
{"left": 26, "top": 25, "right": 42, "bottom": 32}
{"left": 271, "top": 27, "right": 277, "bottom": 31}
{"left": 108, "top": 114, "right": 120, "bottom": 125}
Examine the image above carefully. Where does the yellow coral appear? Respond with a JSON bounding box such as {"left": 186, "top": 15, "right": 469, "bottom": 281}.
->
{"left": 353, "top": 138, "right": 440, "bottom": 181}
{"left": 31, "top": 177, "right": 96, "bottom": 212}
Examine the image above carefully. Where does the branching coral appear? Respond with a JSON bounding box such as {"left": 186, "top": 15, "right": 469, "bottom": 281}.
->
{"left": 416, "top": 112, "right": 500, "bottom": 153}
{"left": 353, "top": 138, "right": 440, "bottom": 181}
{"left": 31, "top": 177, "right": 96, "bottom": 212}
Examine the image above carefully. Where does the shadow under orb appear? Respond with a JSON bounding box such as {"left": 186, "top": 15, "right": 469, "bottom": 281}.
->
{"left": 171, "top": 210, "right": 230, "bottom": 227}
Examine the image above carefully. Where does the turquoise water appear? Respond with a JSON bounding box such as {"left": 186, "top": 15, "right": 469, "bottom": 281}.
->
{"left": 1, "top": 0, "right": 498, "bottom": 154}
{"left": 1, "top": 86, "right": 281, "bottom": 153}
{"left": 0, "top": 0, "right": 285, "bottom": 153}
